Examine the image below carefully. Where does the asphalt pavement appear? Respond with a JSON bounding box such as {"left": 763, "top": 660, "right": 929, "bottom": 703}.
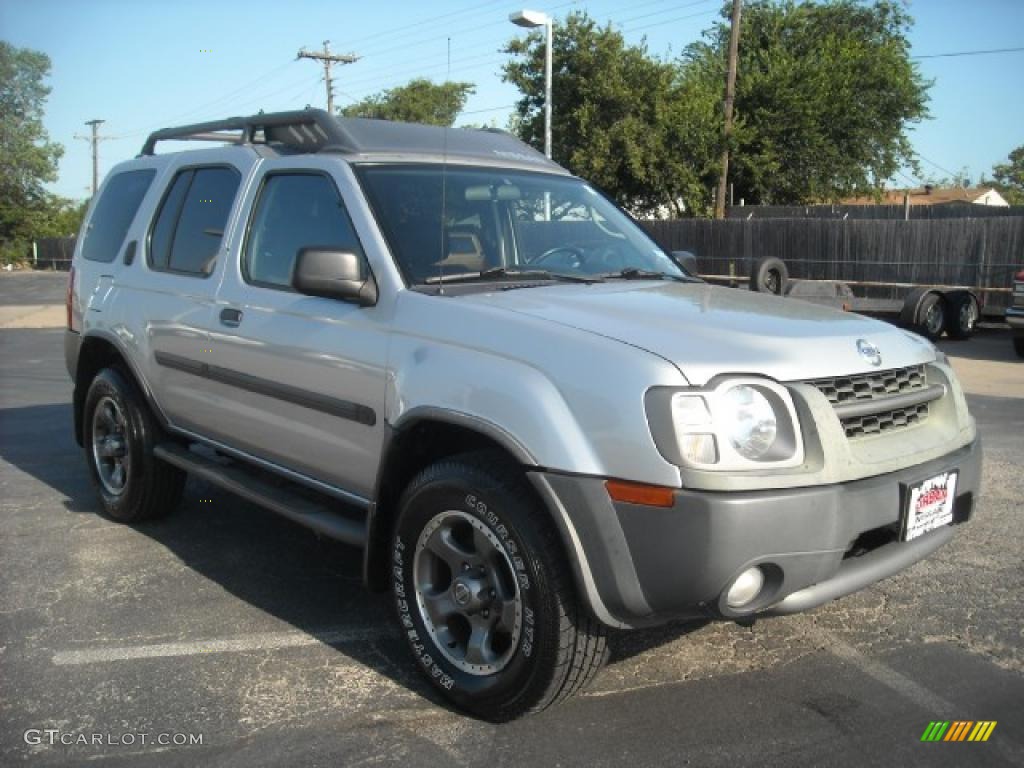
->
{"left": 0, "top": 272, "right": 1022, "bottom": 767}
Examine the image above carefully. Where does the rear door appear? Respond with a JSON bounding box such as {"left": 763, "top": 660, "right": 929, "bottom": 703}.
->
{"left": 133, "top": 160, "right": 252, "bottom": 433}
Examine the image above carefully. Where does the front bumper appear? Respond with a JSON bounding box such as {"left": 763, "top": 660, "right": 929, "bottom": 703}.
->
{"left": 529, "top": 438, "right": 982, "bottom": 628}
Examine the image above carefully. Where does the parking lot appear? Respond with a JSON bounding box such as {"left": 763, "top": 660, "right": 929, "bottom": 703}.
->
{"left": 1, "top": 271, "right": 1021, "bottom": 766}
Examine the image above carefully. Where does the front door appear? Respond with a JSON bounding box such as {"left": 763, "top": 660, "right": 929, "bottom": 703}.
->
{"left": 202, "top": 161, "right": 388, "bottom": 500}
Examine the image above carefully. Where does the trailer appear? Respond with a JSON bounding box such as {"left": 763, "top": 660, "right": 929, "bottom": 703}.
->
{"left": 693, "top": 260, "right": 989, "bottom": 341}
{"left": 643, "top": 214, "right": 1024, "bottom": 342}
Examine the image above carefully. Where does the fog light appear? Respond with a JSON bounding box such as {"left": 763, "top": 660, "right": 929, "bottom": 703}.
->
{"left": 726, "top": 567, "right": 765, "bottom": 608}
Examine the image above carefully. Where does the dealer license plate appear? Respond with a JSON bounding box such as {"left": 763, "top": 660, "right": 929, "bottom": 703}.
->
{"left": 902, "top": 471, "right": 958, "bottom": 542}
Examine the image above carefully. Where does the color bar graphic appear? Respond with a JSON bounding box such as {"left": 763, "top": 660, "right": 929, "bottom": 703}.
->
{"left": 921, "top": 721, "right": 996, "bottom": 742}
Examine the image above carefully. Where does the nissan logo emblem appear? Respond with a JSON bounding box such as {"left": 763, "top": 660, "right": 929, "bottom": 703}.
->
{"left": 453, "top": 582, "right": 471, "bottom": 605}
{"left": 857, "top": 339, "right": 882, "bottom": 367}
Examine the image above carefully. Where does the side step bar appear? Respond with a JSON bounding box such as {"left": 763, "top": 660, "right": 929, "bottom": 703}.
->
{"left": 154, "top": 443, "right": 367, "bottom": 548}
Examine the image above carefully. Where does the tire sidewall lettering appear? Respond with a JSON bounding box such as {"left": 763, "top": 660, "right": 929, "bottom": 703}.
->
{"left": 392, "top": 481, "right": 538, "bottom": 697}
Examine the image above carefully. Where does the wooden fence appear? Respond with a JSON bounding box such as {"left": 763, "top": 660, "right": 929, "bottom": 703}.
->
{"left": 640, "top": 217, "right": 1024, "bottom": 293}
{"left": 33, "top": 237, "right": 76, "bottom": 270}
{"left": 725, "top": 204, "right": 1024, "bottom": 220}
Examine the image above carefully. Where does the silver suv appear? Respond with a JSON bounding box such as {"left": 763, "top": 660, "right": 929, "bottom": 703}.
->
{"left": 66, "top": 110, "right": 981, "bottom": 720}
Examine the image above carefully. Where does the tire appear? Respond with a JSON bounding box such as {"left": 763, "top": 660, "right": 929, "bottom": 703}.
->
{"left": 943, "top": 290, "right": 979, "bottom": 340}
{"left": 750, "top": 256, "right": 788, "bottom": 295}
{"left": 900, "top": 287, "right": 947, "bottom": 341}
{"left": 1014, "top": 333, "right": 1024, "bottom": 359}
{"left": 83, "top": 367, "right": 185, "bottom": 523}
{"left": 391, "top": 452, "right": 608, "bottom": 721}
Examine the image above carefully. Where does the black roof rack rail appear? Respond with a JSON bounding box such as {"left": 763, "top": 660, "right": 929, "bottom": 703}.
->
{"left": 140, "top": 109, "right": 355, "bottom": 156}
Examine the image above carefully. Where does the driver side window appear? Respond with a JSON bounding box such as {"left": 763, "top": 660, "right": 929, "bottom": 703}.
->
{"left": 244, "top": 173, "right": 364, "bottom": 289}
{"left": 512, "top": 192, "right": 605, "bottom": 265}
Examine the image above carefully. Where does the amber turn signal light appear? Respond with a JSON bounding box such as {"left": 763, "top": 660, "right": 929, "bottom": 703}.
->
{"left": 605, "top": 480, "right": 675, "bottom": 508}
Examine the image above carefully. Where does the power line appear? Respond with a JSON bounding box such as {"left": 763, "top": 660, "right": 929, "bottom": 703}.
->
{"left": 916, "top": 152, "right": 959, "bottom": 179}
{"left": 624, "top": 7, "right": 718, "bottom": 34}
{"left": 896, "top": 170, "right": 923, "bottom": 188}
{"left": 351, "top": 0, "right": 578, "bottom": 66}
{"left": 228, "top": 73, "right": 327, "bottom": 113}
{"left": 343, "top": 2, "right": 717, "bottom": 99}
{"left": 617, "top": 0, "right": 718, "bottom": 27}
{"left": 460, "top": 103, "right": 517, "bottom": 115}
{"left": 912, "top": 46, "right": 1024, "bottom": 60}
{"left": 115, "top": 59, "right": 298, "bottom": 138}
{"left": 341, "top": 0, "right": 510, "bottom": 56}
{"left": 342, "top": 49, "right": 503, "bottom": 93}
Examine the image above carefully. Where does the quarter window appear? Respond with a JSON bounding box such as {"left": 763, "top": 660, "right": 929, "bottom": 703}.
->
{"left": 81, "top": 170, "right": 156, "bottom": 263}
{"left": 148, "top": 166, "right": 240, "bottom": 275}
{"left": 244, "top": 173, "right": 364, "bottom": 289}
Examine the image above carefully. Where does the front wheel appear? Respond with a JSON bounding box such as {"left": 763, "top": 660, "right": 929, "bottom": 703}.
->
{"left": 392, "top": 453, "right": 608, "bottom": 720}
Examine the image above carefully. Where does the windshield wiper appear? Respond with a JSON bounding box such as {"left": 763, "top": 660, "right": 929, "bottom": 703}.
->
{"left": 601, "top": 267, "right": 692, "bottom": 283}
{"left": 425, "top": 267, "right": 602, "bottom": 285}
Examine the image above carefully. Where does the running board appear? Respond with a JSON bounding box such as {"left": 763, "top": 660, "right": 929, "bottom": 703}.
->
{"left": 154, "top": 443, "right": 367, "bottom": 547}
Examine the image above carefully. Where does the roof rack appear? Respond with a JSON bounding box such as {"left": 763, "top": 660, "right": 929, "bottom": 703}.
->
{"left": 140, "top": 109, "right": 354, "bottom": 156}
{"left": 138, "top": 108, "right": 566, "bottom": 174}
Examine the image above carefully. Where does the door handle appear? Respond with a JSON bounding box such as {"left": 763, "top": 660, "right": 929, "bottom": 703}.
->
{"left": 123, "top": 240, "right": 138, "bottom": 266}
{"left": 219, "top": 307, "right": 243, "bottom": 327}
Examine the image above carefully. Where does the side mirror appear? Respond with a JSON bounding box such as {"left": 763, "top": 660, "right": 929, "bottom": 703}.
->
{"left": 292, "top": 247, "right": 377, "bottom": 306}
{"left": 672, "top": 250, "right": 699, "bottom": 277}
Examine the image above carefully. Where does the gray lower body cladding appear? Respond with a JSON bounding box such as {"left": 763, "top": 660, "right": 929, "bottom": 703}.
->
{"left": 1006, "top": 306, "right": 1024, "bottom": 330}
{"left": 530, "top": 438, "right": 982, "bottom": 628}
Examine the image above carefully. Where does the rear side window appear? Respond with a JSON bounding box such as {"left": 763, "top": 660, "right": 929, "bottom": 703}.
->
{"left": 81, "top": 170, "right": 156, "bottom": 263}
{"left": 244, "top": 173, "right": 365, "bottom": 289}
{"left": 148, "top": 166, "right": 241, "bottom": 276}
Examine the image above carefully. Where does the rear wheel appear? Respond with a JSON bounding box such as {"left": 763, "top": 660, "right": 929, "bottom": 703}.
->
{"left": 391, "top": 453, "right": 608, "bottom": 721}
{"left": 83, "top": 367, "right": 185, "bottom": 522}
{"left": 944, "top": 291, "right": 979, "bottom": 340}
{"left": 1014, "top": 333, "right": 1024, "bottom": 359}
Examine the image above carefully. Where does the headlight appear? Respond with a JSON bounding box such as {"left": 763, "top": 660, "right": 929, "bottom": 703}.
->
{"left": 653, "top": 378, "right": 804, "bottom": 471}
{"left": 721, "top": 385, "right": 777, "bottom": 459}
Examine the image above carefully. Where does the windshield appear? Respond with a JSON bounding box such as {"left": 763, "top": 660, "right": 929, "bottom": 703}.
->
{"left": 356, "top": 165, "right": 685, "bottom": 285}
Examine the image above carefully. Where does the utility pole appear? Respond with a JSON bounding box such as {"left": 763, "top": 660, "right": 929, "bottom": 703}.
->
{"left": 75, "top": 119, "right": 110, "bottom": 197}
{"left": 715, "top": 0, "right": 742, "bottom": 220}
{"left": 297, "top": 41, "right": 359, "bottom": 114}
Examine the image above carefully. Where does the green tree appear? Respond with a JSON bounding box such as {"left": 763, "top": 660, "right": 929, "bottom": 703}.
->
{"left": 340, "top": 79, "right": 475, "bottom": 126}
{"left": 989, "top": 146, "right": 1024, "bottom": 205}
{"left": 687, "top": 0, "right": 931, "bottom": 205}
{"left": 503, "top": 12, "right": 714, "bottom": 216}
{"left": 0, "top": 41, "right": 65, "bottom": 263}
{"left": 36, "top": 195, "right": 89, "bottom": 238}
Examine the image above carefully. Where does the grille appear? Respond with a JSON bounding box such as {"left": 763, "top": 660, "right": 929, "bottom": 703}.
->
{"left": 806, "top": 365, "right": 931, "bottom": 439}
{"left": 840, "top": 403, "right": 929, "bottom": 439}
{"left": 809, "top": 365, "right": 926, "bottom": 406}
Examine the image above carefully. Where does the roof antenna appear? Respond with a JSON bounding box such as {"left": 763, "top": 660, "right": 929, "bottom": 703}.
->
{"left": 437, "top": 36, "right": 451, "bottom": 295}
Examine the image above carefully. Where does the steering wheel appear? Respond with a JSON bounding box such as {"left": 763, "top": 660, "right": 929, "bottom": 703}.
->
{"left": 529, "top": 245, "right": 588, "bottom": 268}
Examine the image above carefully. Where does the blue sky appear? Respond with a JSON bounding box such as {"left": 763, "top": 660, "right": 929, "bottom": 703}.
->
{"left": 2, "top": 0, "right": 1022, "bottom": 200}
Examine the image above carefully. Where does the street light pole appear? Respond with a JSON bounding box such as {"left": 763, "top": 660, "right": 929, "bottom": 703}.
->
{"left": 543, "top": 17, "right": 552, "bottom": 159}
{"left": 510, "top": 9, "right": 553, "bottom": 159}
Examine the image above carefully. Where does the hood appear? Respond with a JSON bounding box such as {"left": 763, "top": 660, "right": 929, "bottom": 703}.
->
{"left": 460, "top": 281, "right": 936, "bottom": 385}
